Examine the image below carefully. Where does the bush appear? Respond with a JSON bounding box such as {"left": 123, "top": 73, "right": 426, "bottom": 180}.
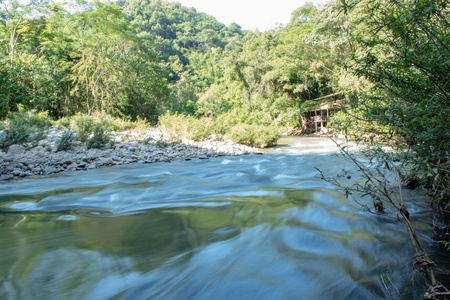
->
{"left": 1, "top": 108, "right": 52, "bottom": 148}
{"left": 57, "top": 131, "right": 74, "bottom": 152}
{"left": 87, "top": 125, "right": 111, "bottom": 149}
{"left": 61, "top": 112, "right": 150, "bottom": 142}
{"left": 158, "top": 112, "right": 213, "bottom": 142}
{"left": 158, "top": 112, "right": 281, "bottom": 147}
{"left": 213, "top": 111, "right": 241, "bottom": 135}
{"left": 187, "top": 117, "right": 214, "bottom": 141}
{"left": 70, "top": 114, "right": 95, "bottom": 142}
{"left": 228, "top": 124, "right": 280, "bottom": 148}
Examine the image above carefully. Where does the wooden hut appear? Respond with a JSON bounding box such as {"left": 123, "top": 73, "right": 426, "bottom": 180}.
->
{"left": 307, "top": 101, "right": 342, "bottom": 133}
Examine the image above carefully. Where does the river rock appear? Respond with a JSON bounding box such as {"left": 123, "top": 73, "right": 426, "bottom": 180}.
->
{"left": 99, "top": 157, "right": 113, "bottom": 165}
{"left": 8, "top": 145, "right": 26, "bottom": 156}
{"left": 67, "top": 163, "right": 78, "bottom": 170}
{"left": 29, "top": 146, "right": 43, "bottom": 154}
{"left": 44, "top": 166, "right": 56, "bottom": 174}
{"left": 22, "top": 159, "right": 34, "bottom": 166}
{"left": 3, "top": 155, "right": 15, "bottom": 162}
{"left": 12, "top": 168, "right": 22, "bottom": 176}
{"left": 0, "top": 174, "right": 14, "bottom": 181}
{"left": 63, "top": 159, "right": 74, "bottom": 165}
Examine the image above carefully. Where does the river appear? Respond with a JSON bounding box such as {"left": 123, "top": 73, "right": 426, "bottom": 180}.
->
{"left": 0, "top": 137, "right": 445, "bottom": 299}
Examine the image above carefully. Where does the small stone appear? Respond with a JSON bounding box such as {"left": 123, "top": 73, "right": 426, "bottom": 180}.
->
{"left": 22, "top": 159, "right": 34, "bottom": 166}
{"left": 44, "top": 166, "right": 56, "bottom": 174}
{"left": 99, "top": 157, "right": 113, "bottom": 165}
{"left": 12, "top": 168, "right": 22, "bottom": 176}
{"left": 0, "top": 174, "right": 14, "bottom": 181}
{"left": 63, "top": 159, "right": 74, "bottom": 165}
{"left": 67, "top": 163, "right": 78, "bottom": 169}
{"left": 3, "top": 155, "right": 15, "bottom": 162}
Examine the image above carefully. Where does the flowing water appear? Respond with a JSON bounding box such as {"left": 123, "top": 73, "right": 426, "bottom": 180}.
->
{"left": 0, "top": 137, "right": 444, "bottom": 299}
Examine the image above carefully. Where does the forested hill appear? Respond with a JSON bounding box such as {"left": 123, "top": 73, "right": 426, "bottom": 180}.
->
{"left": 121, "top": 0, "right": 245, "bottom": 58}
{"left": 119, "top": 0, "right": 248, "bottom": 114}
{"left": 119, "top": 0, "right": 338, "bottom": 125}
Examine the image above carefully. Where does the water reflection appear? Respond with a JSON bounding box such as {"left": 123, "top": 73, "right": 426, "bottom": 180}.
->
{"left": 0, "top": 137, "right": 437, "bottom": 299}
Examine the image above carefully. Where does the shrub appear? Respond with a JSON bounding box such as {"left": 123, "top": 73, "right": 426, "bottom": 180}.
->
{"left": 158, "top": 112, "right": 213, "bottom": 142}
{"left": 228, "top": 124, "right": 280, "bottom": 148}
{"left": 1, "top": 108, "right": 52, "bottom": 148}
{"left": 158, "top": 112, "right": 281, "bottom": 147}
{"left": 70, "top": 114, "right": 95, "bottom": 142}
{"left": 64, "top": 112, "right": 150, "bottom": 142}
{"left": 87, "top": 125, "right": 110, "bottom": 149}
{"left": 187, "top": 117, "right": 214, "bottom": 141}
{"left": 213, "top": 111, "right": 240, "bottom": 135}
{"left": 57, "top": 131, "right": 74, "bottom": 152}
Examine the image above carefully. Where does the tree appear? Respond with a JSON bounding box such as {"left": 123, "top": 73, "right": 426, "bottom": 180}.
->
{"left": 317, "top": 0, "right": 450, "bottom": 203}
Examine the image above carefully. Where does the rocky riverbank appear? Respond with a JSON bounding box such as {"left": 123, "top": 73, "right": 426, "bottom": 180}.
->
{"left": 0, "top": 127, "right": 262, "bottom": 181}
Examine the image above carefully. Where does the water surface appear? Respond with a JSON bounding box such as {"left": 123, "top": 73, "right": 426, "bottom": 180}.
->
{"left": 0, "top": 137, "right": 438, "bottom": 299}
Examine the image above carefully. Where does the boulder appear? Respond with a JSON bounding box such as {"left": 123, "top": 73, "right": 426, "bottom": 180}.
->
{"left": 8, "top": 145, "right": 26, "bottom": 156}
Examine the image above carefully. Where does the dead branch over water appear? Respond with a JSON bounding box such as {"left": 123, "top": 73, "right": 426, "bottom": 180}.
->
{"left": 317, "top": 137, "right": 450, "bottom": 299}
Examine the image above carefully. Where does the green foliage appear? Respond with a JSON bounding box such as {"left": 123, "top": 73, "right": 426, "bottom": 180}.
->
{"left": 70, "top": 114, "right": 95, "bottom": 142}
{"left": 440, "top": 241, "right": 450, "bottom": 251}
{"left": 0, "top": 108, "right": 52, "bottom": 148}
{"left": 158, "top": 111, "right": 280, "bottom": 147}
{"left": 64, "top": 112, "right": 149, "bottom": 142}
{"left": 228, "top": 124, "right": 280, "bottom": 148}
{"left": 315, "top": 0, "right": 450, "bottom": 205}
{"left": 158, "top": 112, "right": 213, "bottom": 142}
{"left": 56, "top": 131, "right": 74, "bottom": 152}
{"left": 0, "top": 0, "right": 333, "bottom": 142}
{"left": 0, "top": 0, "right": 168, "bottom": 121}
{"left": 87, "top": 125, "right": 111, "bottom": 149}
{"left": 121, "top": 0, "right": 246, "bottom": 116}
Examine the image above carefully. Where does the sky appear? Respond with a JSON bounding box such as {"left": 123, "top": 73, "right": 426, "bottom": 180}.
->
{"left": 166, "top": 0, "right": 327, "bottom": 32}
